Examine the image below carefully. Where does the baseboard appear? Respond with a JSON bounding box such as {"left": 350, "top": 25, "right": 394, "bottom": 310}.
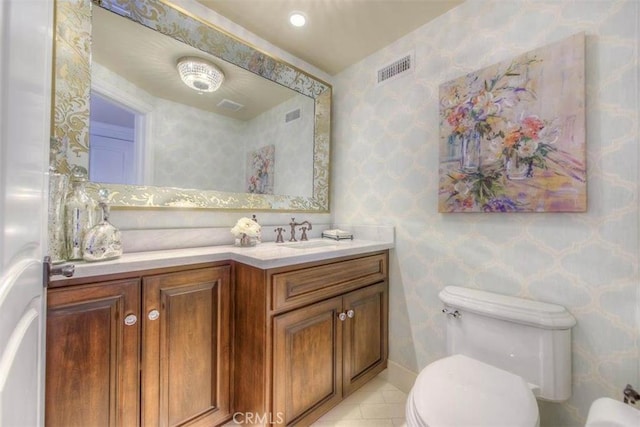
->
{"left": 380, "top": 360, "right": 418, "bottom": 394}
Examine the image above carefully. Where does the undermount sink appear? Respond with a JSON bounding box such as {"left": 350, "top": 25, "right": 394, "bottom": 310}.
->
{"left": 281, "top": 240, "right": 338, "bottom": 249}
{"left": 585, "top": 397, "right": 640, "bottom": 427}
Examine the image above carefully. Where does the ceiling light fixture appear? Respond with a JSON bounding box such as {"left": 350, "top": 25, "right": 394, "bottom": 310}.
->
{"left": 289, "top": 11, "right": 306, "bottom": 27}
{"left": 176, "top": 56, "right": 224, "bottom": 93}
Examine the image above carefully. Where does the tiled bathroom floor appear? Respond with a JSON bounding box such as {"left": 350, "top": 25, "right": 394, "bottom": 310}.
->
{"left": 310, "top": 375, "right": 408, "bottom": 426}
{"left": 224, "top": 373, "right": 408, "bottom": 426}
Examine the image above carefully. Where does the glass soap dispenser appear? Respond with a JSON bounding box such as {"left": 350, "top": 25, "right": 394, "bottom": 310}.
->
{"left": 83, "top": 189, "right": 123, "bottom": 262}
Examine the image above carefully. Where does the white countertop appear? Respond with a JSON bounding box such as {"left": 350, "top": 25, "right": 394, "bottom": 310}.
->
{"left": 52, "top": 238, "right": 394, "bottom": 281}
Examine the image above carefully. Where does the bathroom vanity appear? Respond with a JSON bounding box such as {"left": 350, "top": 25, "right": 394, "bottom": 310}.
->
{"left": 46, "top": 262, "right": 233, "bottom": 427}
{"left": 235, "top": 251, "right": 388, "bottom": 426}
{"left": 45, "top": 241, "right": 390, "bottom": 426}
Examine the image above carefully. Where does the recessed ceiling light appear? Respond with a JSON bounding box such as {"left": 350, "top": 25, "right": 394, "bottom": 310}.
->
{"left": 289, "top": 11, "right": 306, "bottom": 27}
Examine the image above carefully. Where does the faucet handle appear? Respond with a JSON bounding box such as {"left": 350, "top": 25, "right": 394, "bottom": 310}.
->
{"left": 274, "top": 227, "right": 284, "bottom": 243}
{"left": 300, "top": 226, "right": 308, "bottom": 241}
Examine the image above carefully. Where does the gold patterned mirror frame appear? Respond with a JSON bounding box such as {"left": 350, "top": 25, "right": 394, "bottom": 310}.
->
{"left": 52, "top": 0, "right": 331, "bottom": 211}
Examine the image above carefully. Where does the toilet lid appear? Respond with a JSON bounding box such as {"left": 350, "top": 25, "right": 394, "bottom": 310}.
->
{"left": 410, "top": 354, "right": 539, "bottom": 427}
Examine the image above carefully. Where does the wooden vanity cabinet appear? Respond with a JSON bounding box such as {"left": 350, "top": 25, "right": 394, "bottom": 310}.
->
{"left": 46, "top": 278, "right": 140, "bottom": 427}
{"left": 46, "top": 263, "right": 233, "bottom": 427}
{"left": 141, "top": 266, "right": 233, "bottom": 427}
{"left": 235, "top": 251, "right": 389, "bottom": 426}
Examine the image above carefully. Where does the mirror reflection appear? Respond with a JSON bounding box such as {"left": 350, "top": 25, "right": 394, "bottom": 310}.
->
{"left": 90, "top": 6, "right": 315, "bottom": 197}
{"left": 53, "top": 0, "right": 330, "bottom": 211}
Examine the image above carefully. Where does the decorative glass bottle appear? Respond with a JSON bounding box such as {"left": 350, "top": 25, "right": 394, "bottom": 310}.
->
{"left": 47, "top": 167, "right": 69, "bottom": 263}
{"left": 83, "top": 189, "right": 122, "bottom": 262}
{"left": 65, "top": 169, "right": 97, "bottom": 260}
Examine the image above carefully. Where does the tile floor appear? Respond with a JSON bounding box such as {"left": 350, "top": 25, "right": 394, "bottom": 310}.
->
{"left": 310, "top": 374, "right": 408, "bottom": 426}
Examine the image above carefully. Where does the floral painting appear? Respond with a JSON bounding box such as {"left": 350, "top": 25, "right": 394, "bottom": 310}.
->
{"left": 438, "top": 33, "right": 586, "bottom": 212}
{"left": 247, "top": 144, "right": 275, "bottom": 194}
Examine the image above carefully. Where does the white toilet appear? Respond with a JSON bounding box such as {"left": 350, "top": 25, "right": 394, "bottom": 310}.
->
{"left": 406, "top": 286, "right": 576, "bottom": 427}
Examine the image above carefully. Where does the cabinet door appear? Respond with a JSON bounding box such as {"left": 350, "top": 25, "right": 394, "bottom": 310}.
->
{"left": 46, "top": 279, "right": 140, "bottom": 427}
{"left": 142, "top": 266, "right": 232, "bottom": 427}
{"left": 273, "top": 296, "right": 343, "bottom": 426}
{"left": 342, "top": 282, "right": 388, "bottom": 396}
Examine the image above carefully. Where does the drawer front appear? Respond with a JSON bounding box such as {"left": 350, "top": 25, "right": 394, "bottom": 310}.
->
{"left": 272, "top": 253, "right": 387, "bottom": 312}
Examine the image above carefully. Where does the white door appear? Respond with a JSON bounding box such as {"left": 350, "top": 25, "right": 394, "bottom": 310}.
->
{"left": 0, "top": 0, "right": 54, "bottom": 426}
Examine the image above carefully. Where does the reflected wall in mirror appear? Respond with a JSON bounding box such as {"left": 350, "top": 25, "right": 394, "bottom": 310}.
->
{"left": 53, "top": 0, "right": 331, "bottom": 211}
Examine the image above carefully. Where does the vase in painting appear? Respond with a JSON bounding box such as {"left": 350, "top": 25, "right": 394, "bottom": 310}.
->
{"left": 460, "top": 131, "right": 481, "bottom": 172}
{"left": 505, "top": 151, "right": 532, "bottom": 180}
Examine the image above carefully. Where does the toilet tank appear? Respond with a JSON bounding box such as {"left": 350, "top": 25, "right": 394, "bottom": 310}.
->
{"left": 439, "top": 286, "right": 576, "bottom": 401}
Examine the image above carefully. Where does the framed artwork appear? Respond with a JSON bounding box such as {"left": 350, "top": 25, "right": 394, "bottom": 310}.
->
{"left": 438, "top": 33, "right": 586, "bottom": 212}
{"left": 247, "top": 144, "right": 275, "bottom": 194}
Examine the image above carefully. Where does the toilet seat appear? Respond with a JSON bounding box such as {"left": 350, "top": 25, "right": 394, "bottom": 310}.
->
{"left": 407, "top": 354, "right": 539, "bottom": 427}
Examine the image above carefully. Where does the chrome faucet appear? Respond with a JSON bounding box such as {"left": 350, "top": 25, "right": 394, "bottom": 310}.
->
{"left": 288, "top": 218, "right": 312, "bottom": 241}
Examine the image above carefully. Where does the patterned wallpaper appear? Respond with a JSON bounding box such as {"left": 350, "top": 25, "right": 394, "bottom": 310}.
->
{"left": 331, "top": 0, "right": 639, "bottom": 425}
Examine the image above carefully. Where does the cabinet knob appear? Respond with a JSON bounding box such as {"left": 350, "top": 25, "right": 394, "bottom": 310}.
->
{"left": 346, "top": 309, "right": 355, "bottom": 318}
{"left": 124, "top": 314, "right": 137, "bottom": 326}
{"left": 337, "top": 312, "right": 347, "bottom": 321}
{"left": 148, "top": 309, "right": 160, "bottom": 321}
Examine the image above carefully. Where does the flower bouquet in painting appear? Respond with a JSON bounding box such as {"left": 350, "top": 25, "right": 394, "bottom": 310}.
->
{"left": 438, "top": 33, "right": 586, "bottom": 213}
{"left": 247, "top": 145, "right": 275, "bottom": 194}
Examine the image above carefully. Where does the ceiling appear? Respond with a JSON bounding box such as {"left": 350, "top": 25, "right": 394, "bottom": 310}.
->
{"left": 197, "top": 0, "right": 464, "bottom": 75}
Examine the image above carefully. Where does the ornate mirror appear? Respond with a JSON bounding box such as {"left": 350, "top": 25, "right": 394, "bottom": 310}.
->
{"left": 53, "top": 0, "right": 331, "bottom": 211}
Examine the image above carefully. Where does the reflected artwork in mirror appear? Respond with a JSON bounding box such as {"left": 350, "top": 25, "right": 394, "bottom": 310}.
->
{"left": 53, "top": 0, "right": 331, "bottom": 211}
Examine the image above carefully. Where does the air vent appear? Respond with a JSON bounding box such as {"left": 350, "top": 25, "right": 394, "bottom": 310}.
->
{"left": 285, "top": 108, "right": 301, "bottom": 123}
{"left": 217, "top": 99, "right": 244, "bottom": 112}
{"left": 377, "top": 52, "right": 414, "bottom": 85}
